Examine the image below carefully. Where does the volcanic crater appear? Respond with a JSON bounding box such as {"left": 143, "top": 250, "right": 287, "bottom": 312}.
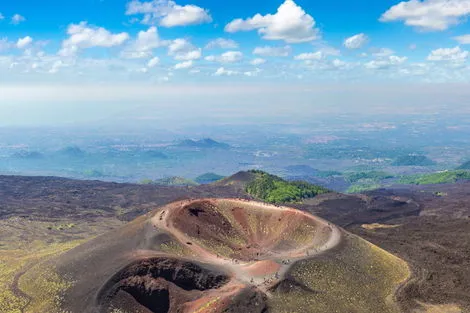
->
{"left": 96, "top": 199, "right": 341, "bottom": 313}
{"left": 39, "top": 198, "right": 409, "bottom": 313}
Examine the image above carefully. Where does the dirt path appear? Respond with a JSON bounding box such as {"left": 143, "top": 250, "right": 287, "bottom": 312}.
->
{"left": 11, "top": 262, "right": 34, "bottom": 313}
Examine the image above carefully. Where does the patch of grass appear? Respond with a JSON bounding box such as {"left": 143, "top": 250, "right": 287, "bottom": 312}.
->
{"left": 0, "top": 240, "right": 83, "bottom": 313}
{"left": 345, "top": 171, "right": 394, "bottom": 183}
{"left": 269, "top": 234, "right": 409, "bottom": 313}
{"left": 154, "top": 177, "right": 199, "bottom": 186}
{"left": 398, "top": 170, "right": 470, "bottom": 185}
{"left": 47, "top": 224, "right": 76, "bottom": 231}
{"left": 346, "top": 181, "right": 381, "bottom": 194}
{"left": 362, "top": 223, "right": 401, "bottom": 230}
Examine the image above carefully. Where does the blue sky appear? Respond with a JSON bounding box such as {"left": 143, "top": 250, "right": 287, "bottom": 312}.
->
{"left": 1, "top": 0, "right": 470, "bottom": 85}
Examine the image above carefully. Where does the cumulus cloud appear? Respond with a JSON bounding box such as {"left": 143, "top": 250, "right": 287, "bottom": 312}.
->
{"left": 11, "top": 14, "right": 25, "bottom": 25}
{"left": 49, "top": 60, "right": 66, "bottom": 74}
{"left": 253, "top": 45, "right": 291, "bottom": 57}
{"left": 427, "top": 46, "right": 469, "bottom": 62}
{"left": 126, "top": 0, "right": 212, "bottom": 27}
{"left": 0, "top": 38, "right": 11, "bottom": 51}
{"left": 168, "top": 38, "right": 201, "bottom": 60}
{"left": 59, "top": 22, "right": 129, "bottom": 57}
{"left": 244, "top": 68, "right": 262, "bottom": 77}
{"left": 344, "top": 33, "right": 368, "bottom": 49}
{"left": 174, "top": 60, "right": 193, "bottom": 69}
{"left": 454, "top": 34, "right": 470, "bottom": 44}
{"left": 365, "top": 55, "right": 408, "bottom": 69}
{"left": 205, "top": 38, "right": 239, "bottom": 49}
{"left": 214, "top": 67, "right": 239, "bottom": 76}
{"left": 380, "top": 0, "right": 470, "bottom": 31}
{"left": 373, "top": 48, "right": 395, "bottom": 57}
{"left": 122, "top": 27, "right": 161, "bottom": 59}
{"left": 294, "top": 51, "right": 323, "bottom": 60}
{"left": 205, "top": 51, "right": 243, "bottom": 63}
{"left": 250, "top": 58, "right": 266, "bottom": 65}
{"left": 147, "top": 56, "right": 160, "bottom": 67}
{"left": 225, "top": 0, "right": 319, "bottom": 43}
{"left": 221, "top": 51, "right": 242, "bottom": 62}
{"left": 16, "top": 36, "right": 33, "bottom": 49}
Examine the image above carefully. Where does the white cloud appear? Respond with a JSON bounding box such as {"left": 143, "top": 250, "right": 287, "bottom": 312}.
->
{"left": 49, "top": 60, "right": 66, "bottom": 74}
{"left": 126, "top": 0, "right": 212, "bottom": 27}
{"left": 205, "top": 38, "right": 239, "bottom": 49}
{"left": 454, "top": 34, "right": 470, "bottom": 44}
{"left": 147, "top": 56, "right": 160, "bottom": 67}
{"left": 244, "top": 68, "right": 262, "bottom": 77}
{"left": 316, "top": 46, "right": 341, "bottom": 56}
{"left": 214, "top": 67, "right": 239, "bottom": 76}
{"left": 11, "top": 14, "right": 25, "bottom": 25}
{"left": 225, "top": 0, "right": 319, "bottom": 43}
{"left": 0, "top": 13, "right": 4, "bottom": 20}
{"left": 174, "top": 49, "right": 201, "bottom": 60}
{"left": 250, "top": 58, "right": 266, "bottom": 65}
{"left": 332, "top": 59, "right": 348, "bottom": 69}
{"left": 16, "top": 36, "right": 33, "bottom": 49}
{"left": 174, "top": 60, "right": 193, "bottom": 69}
{"left": 59, "top": 22, "right": 129, "bottom": 57}
{"left": 122, "top": 27, "right": 161, "bottom": 59}
{"left": 205, "top": 51, "right": 243, "bottom": 63}
{"left": 0, "top": 38, "right": 12, "bottom": 51}
{"left": 168, "top": 38, "right": 201, "bottom": 60}
{"left": 380, "top": 0, "right": 470, "bottom": 31}
{"left": 221, "top": 51, "right": 243, "bottom": 62}
{"left": 294, "top": 51, "right": 323, "bottom": 60}
{"left": 344, "top": 33, "right": 368, "bottom": 49}
{"left": 168, "top": 38, "right": 191, "bottom": 54}
{"left": 427, "top": 46, "right": 469, "bottom": 62}
{"left": 365, "top": 55, "right": 408, "bottom": 69}
{"left": 373, "top": 48, "right": 395, "bottom": 57}
{"left": 253, "top": 45, "right": 291, "bottom": 57}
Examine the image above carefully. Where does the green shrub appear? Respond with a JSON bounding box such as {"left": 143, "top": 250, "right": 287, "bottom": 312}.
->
{"left": 345, "top": 171, "right": 394, "bottom": 183}
{"left": 398, "top": 170, "right": 470, "bottom": 185}
{"left": 245, "top": 171, "right": 329, "bottom": 203}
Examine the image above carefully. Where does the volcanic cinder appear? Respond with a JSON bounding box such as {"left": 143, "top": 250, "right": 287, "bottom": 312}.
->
{"left": 27, "top": 199, "right": 410, "bottom": 313}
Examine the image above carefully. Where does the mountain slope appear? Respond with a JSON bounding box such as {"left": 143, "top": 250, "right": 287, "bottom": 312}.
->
{"left": 24, "top": 199, "right": 409, "bottom": 313}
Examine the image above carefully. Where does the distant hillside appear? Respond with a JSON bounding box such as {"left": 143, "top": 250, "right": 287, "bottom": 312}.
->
{"left": 141, "top": 150, "right": 168, "bottom": 159}
{"left": 245, "top": 170, "right": 330, "bottom": 203}
{"left": 153, "top": 176, "right": 199, "bottom": 187}
{"left": 177, "top": 138, "right": 230, "bottom": 149}
{"left": 82, "top": 169, "right": 104, "bottom": 178}
{"left": 457, "top": 161, "right": 470, "bottom": 170}
{"left": 399, "top": 170, "right": 470, "bottom": 185}
{"left": 58, "top": 146, "right": 85, "bottom": 157}
{"left": 284, "top": 165, "right": 319, "bottom": 176}
{"left": 215, "top": 170, "right": 257, "bottom": 187}
{"left": 345, "top": 171, "right": 394, "bottom": 183}
{"left": 392, "top": 155, "right": 435, "bottom": 166}
{"left": 195, "top": 172, "right": 225, "bottom": 184}
{"left": 11, "top": 151, "right": 44, "bottom": 159}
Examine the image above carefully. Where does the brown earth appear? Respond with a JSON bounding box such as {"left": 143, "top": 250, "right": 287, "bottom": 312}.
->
{"left": 0, "top": 174, "right": 469, "bottom": 312}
